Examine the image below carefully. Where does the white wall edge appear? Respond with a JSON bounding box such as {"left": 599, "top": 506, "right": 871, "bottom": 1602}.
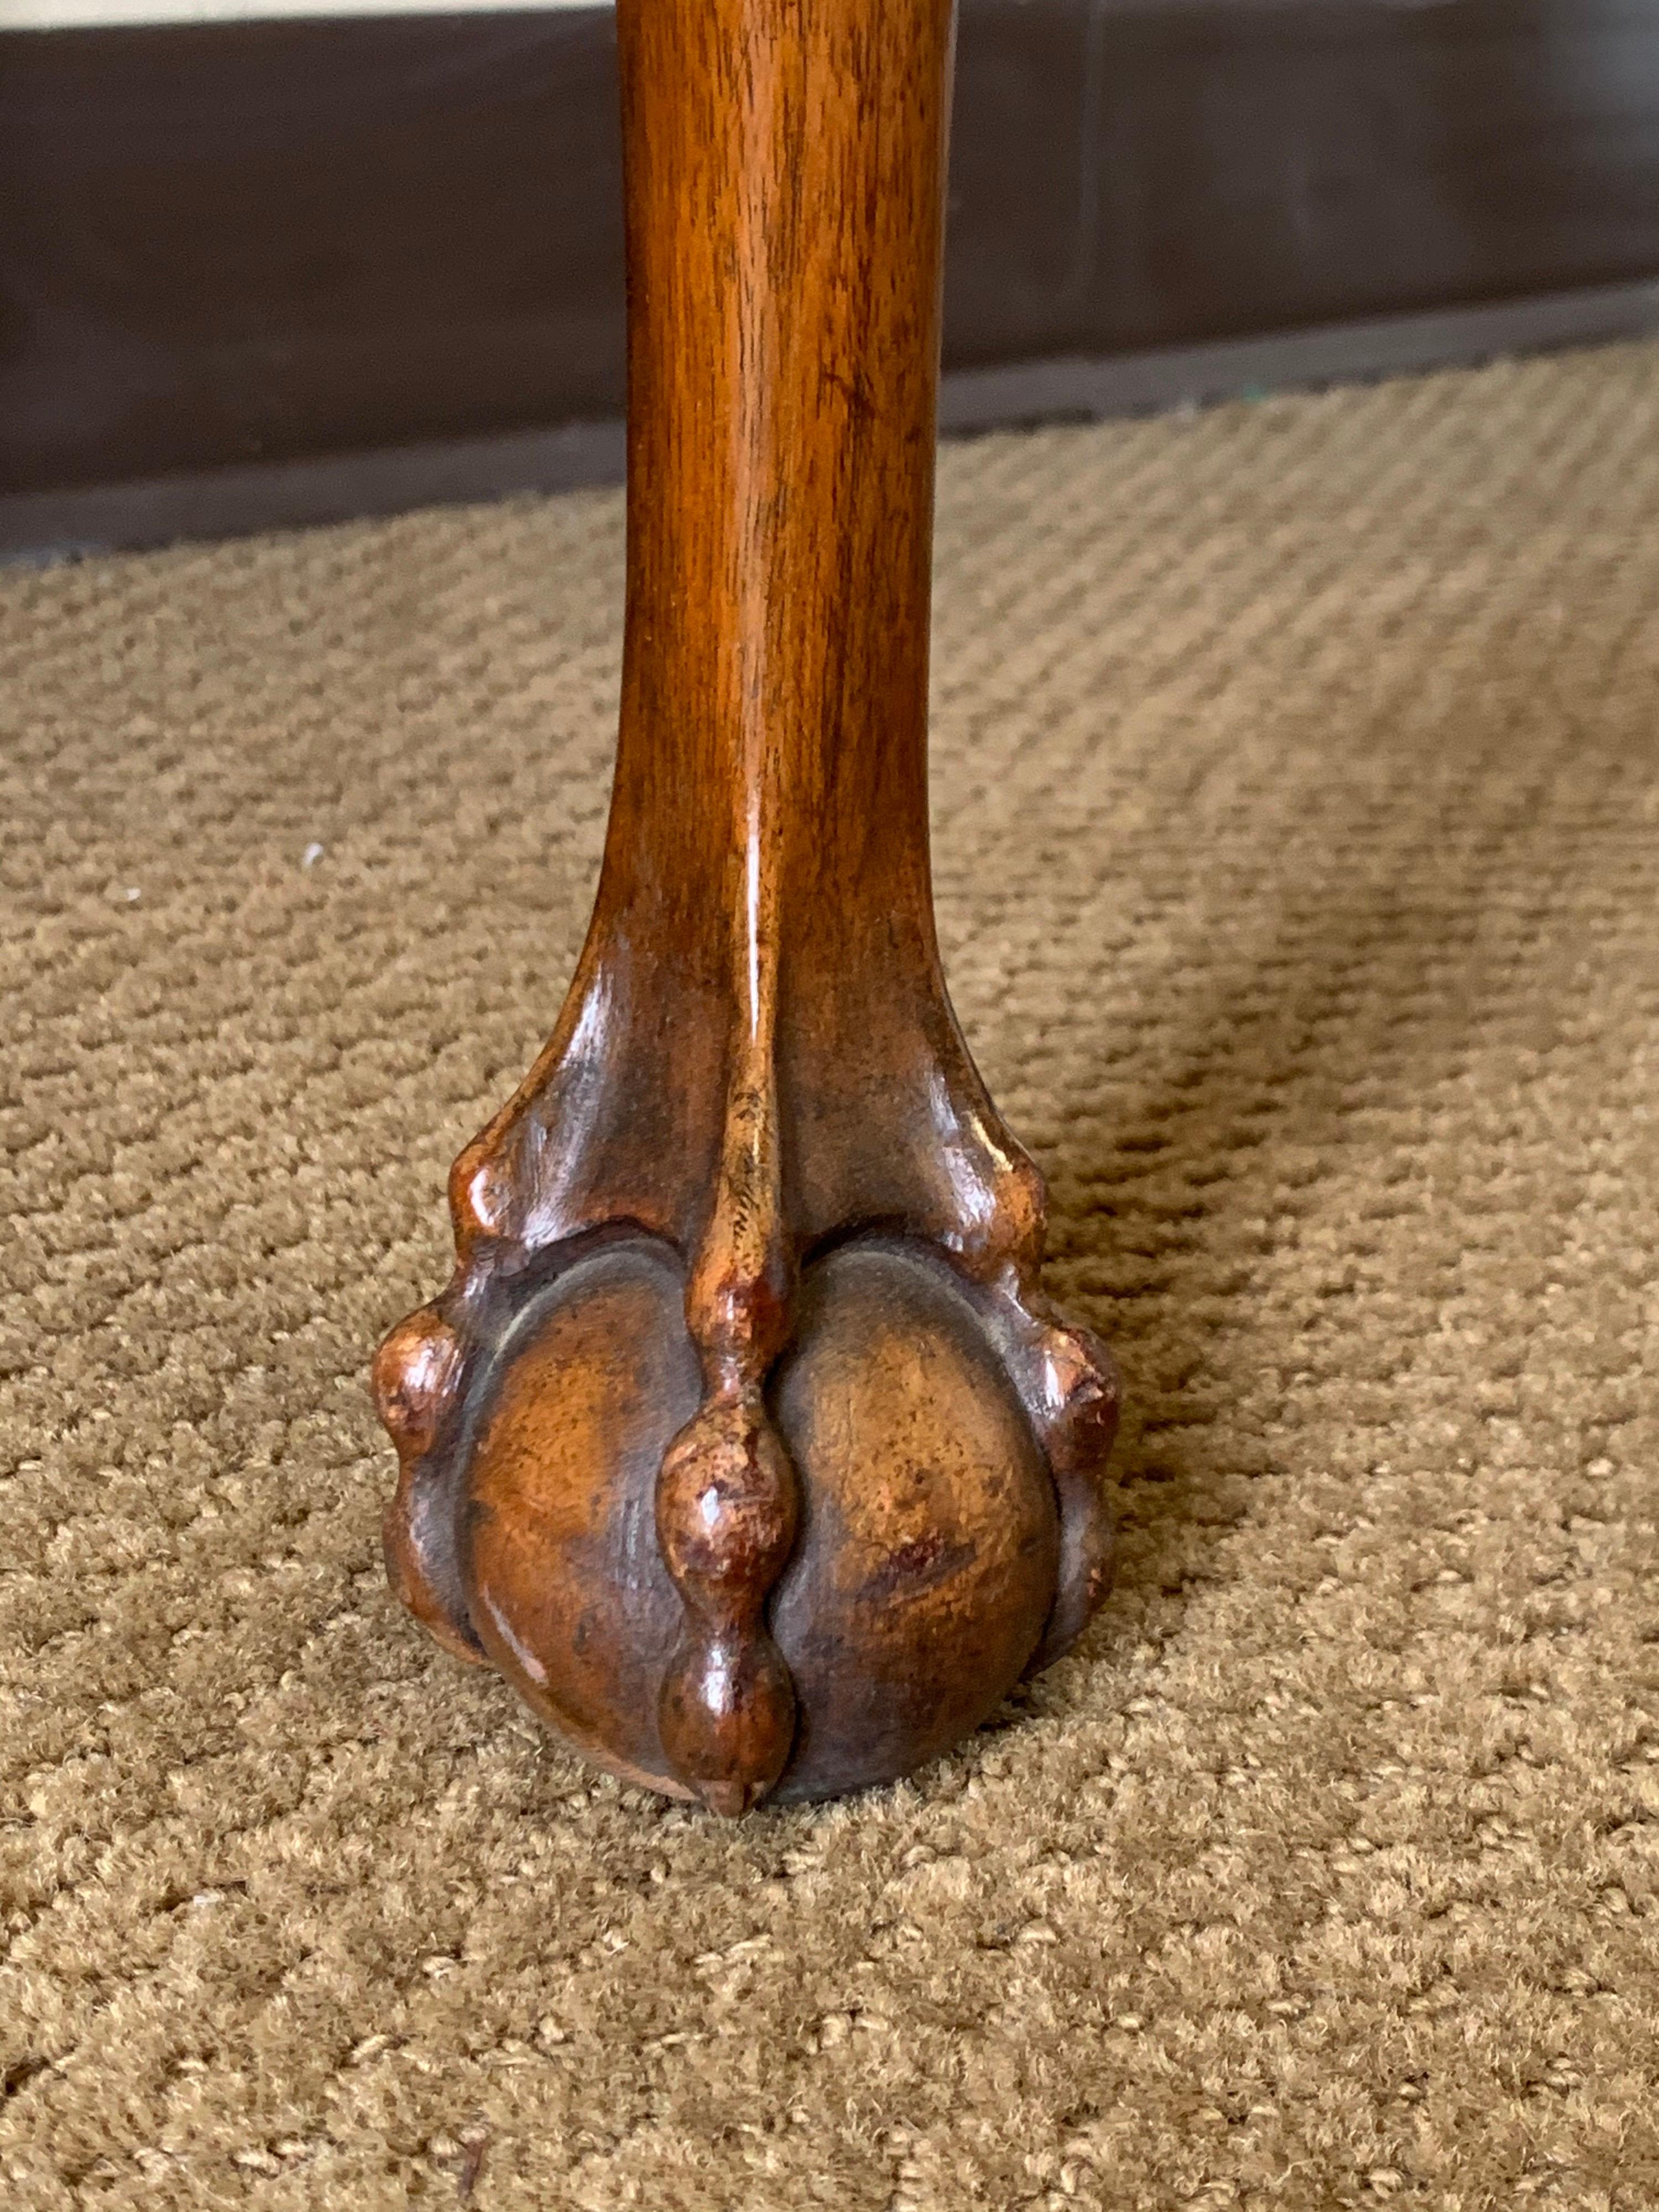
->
{"left": 1, "top": 0, "right": 601, "bottom": 28}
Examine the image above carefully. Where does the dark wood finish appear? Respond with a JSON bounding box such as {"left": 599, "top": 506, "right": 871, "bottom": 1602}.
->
{"left": 7, "top": 0, "right": 1659, "bottom": 526}
{"left": 373, "top": 0, "right": 1119, "bottom": 1813}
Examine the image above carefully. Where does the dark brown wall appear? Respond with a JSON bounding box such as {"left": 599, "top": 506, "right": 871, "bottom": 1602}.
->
{"left": 3, "top": 0, "right": 1659, "bottom": 515}
{"left": 1, "top": 14, "right": 625, "bottom": 497}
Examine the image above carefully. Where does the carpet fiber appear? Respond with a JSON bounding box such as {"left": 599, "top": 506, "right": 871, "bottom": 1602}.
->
{"left": 4, "top": 343, "right": 1659, "bottom": 2210}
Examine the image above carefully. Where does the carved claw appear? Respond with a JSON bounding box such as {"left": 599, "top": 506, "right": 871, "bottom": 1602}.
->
{"left": 940, "top": 1142, "right": 1123, "bottom": 1671}
{"left": 1021, "top": 1317, "right": 1121, "bottom": 1671}
{"left": 372, "top": 1308, "right": 484, "bottom": 1667}
{"left": 655, "top": 1390, "right": 799, "bottom": 1812}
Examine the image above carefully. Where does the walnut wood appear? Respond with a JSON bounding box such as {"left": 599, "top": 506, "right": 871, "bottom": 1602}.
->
{"left": 374, "top": 0, "right": 1120, "bottom": 1813}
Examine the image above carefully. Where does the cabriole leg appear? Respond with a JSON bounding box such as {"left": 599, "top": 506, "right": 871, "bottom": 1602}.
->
{"left": 373, "top": 0, "right": 1119, "bottom": 1813}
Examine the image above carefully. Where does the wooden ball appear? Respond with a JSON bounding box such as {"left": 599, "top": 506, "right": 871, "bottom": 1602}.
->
{"left": 448, "top": 1234, "right": 1060, "bottom": 1804}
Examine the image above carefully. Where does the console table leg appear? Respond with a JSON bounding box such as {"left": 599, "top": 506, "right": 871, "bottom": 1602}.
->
{"left": 373, "top": 0, "right": 1119, "bottom": 1812}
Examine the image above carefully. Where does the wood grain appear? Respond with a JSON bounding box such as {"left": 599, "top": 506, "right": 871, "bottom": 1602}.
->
{"left": 374, "top": 0, "right": 1119, "bottom": 1812}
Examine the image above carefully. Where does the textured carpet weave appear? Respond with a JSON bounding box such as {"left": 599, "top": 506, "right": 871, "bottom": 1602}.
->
{"left": 4, "top": 343, "right": 1659, "bottom": 2211}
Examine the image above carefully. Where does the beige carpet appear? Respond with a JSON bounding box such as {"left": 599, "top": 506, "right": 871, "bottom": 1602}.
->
{"left": 4, "top": 342, "right": 1659, "bottom": 2210}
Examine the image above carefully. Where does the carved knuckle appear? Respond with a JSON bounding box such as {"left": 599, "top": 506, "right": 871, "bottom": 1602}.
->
{"left": 657, "top": 1404, "right": 797, "bottom": 1595}
{"left": 372, "top": 1311, "right": 462, "bottom": 1457}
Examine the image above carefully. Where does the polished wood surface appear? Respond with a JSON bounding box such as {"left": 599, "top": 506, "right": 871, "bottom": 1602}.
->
{"left": 374, "top": 0, "right": 1119, "bottom": 1812}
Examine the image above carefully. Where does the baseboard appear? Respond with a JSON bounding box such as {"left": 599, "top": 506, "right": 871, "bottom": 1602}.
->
{"left": 8, "top": 281, "right": 1658, "bottom": 564}
{"left": 5, "top": 0, "right": 1659, "bottom": 554}
{"left": 937, "top": 281, "right": 1659, "bottom": 434}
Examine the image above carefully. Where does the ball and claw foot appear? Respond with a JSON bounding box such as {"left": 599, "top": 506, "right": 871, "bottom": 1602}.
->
{"left": 374, "top": 1076, "right": 1120, "bottom": 1813}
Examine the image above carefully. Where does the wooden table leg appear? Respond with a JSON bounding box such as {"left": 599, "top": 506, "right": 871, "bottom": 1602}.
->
{"left": 373, "top": 0, "right": 1119, "bottom": 1813}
